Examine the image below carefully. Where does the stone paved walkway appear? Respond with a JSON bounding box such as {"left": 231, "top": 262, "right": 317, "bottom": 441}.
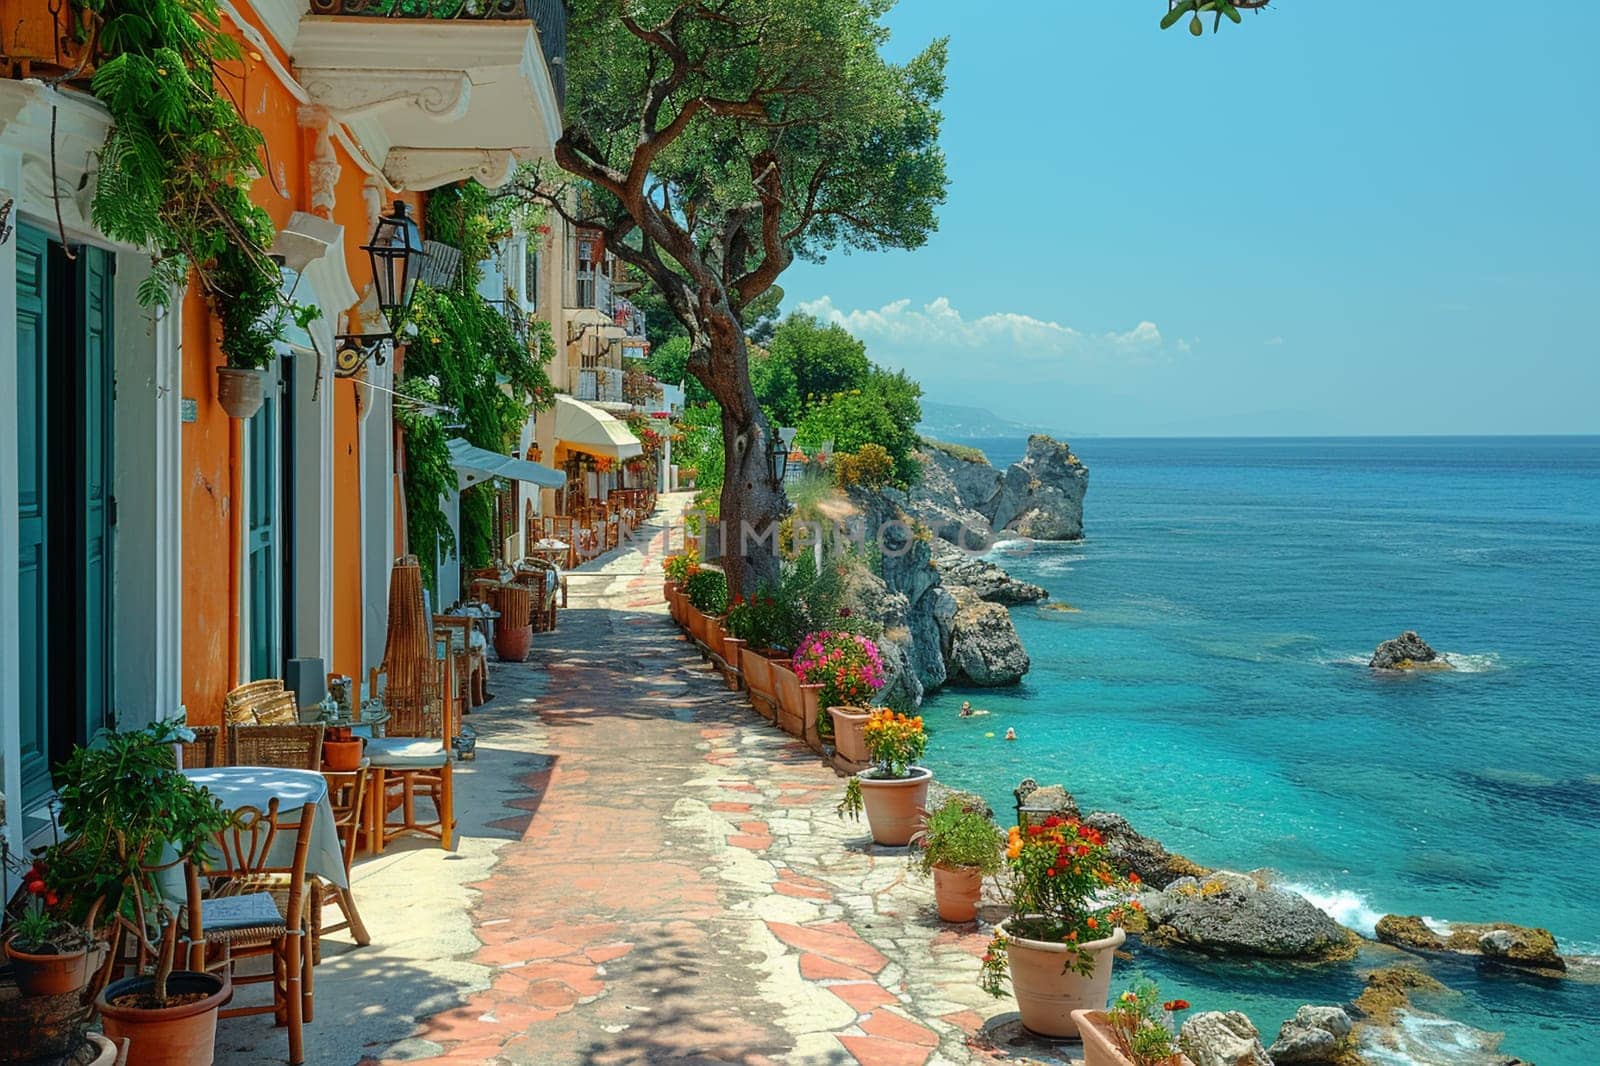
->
{"left": 228, "top": 495, "right": 1082, "bottom": 1066}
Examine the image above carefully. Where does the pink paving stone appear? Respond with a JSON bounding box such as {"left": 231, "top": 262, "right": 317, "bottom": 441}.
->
{"left": 709, "top": 801, "right": 752, "bottom": 813}
{"left": 738, "top": 820, "right": 770, "bottom": 834}
{"left": 829, "top": 981, "right": 898, "bottom": 1012}
{"left": 940, "top": 1009, "right": 987, "bottom": 1035}
{"left": 584, "top": 941, "right": 634, "bottom": 964}
{"left": 836, "top": 1034, "right": 934, "bottom": 1066}
{"left": 860, "top": 1010, "right": 940, "bottom": 1048}
{"left": 523, "top": 979, "right": 580, "bottom": 1011}
{"left": 774, "top": 881, "right": 832, "bottom": 901}
{"left": 767, "top": 922, "right": 888, "bottom": 973}
{"left": 728, "top": 833, "right": 773, "bottom": 850}
{"left": 778, "top": 869, "right": 832, "bottom": 891}
{"left": 799, "top": 953, "right": 874, "bottom": 982}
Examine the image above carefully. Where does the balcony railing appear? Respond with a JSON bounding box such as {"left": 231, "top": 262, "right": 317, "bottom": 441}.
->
{"left": 307, "top": 0, "right": 567, "bottom": 107}
{"left": 571, "top": 368, "right": 624, "bottom": 405}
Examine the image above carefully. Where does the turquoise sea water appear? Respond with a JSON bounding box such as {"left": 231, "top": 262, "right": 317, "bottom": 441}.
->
{"left": 921, "top": 436, "right": 1600, "bottom": 1065}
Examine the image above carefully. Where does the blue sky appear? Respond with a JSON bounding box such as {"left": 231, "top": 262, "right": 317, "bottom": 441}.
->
{"left": 779, "top": 2, "right": 1599, "bottom": 437}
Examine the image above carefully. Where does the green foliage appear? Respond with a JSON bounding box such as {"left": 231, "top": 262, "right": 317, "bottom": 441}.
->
{"left": 685, "top": 568, "right": 730, "bottom": 615}
{"left": 756, "top": 313, "right": 872, "bottom": 426}
{"left": 914, "top": 798, "right": 1003, "bottom": 877}
{"left": 837, "top": 777, "right": 864, "bottom": 822}
{"left": 38, "top": 721, "right": 229, "bottom": 1003}
{"left": 676, "top": 402, "right": 726, "bottom": 495}
{"left": 1107, "top": 980, "right": 1190, "bottom": 1066}
{"left": 86, "top": 0, "right": 305, "bottom": 368}
{"left": 730, "top": 551, "right": 878, "bottom": 653}
{"left": 1161, "top": 0, "right": 1251, "bottom": 36}
{"left": 797, "top": 367, "right": 923, "bottom": 487}
{"left": 396, "top": 181, "right": 555, "bottom": 591}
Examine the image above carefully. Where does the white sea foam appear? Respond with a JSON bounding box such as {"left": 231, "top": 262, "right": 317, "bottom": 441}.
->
{"left": 1438, "top": 651, "right": 1503, "bottom": 673}
{"left": 1282, "top": 882, "right": 1387, "bottom": 936}
{"left": 1357, "top": 1010, "right": 1510, "bottom": 1066}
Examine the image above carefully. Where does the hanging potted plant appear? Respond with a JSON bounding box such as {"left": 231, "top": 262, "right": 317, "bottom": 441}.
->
{"left": 793, "top": 629, "right": 885, "bottom": 764}
{"left": 978, "top": 816, "right": 1143, "bottom": 1038}
{"left": 837, "top": 709, "right": 931, "bottom": 847}
{"left": 37, "top": 722, "right": 232, "bottom": 1066}
{"left": 911, "top": 797, "right": 1003, "bottom": 923}
{"left": 1074, "top": 981, "right": 1194, "bottom": 1066}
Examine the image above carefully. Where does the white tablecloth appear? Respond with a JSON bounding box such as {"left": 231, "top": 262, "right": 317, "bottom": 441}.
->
{"left": 163, "top": 767, "right": 347, "bottom": 896}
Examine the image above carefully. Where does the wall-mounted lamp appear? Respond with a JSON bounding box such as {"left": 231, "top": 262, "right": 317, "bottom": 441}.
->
{"left": 335, "top": 200, "right": 425, "bottom": 378}
{"left": 767, "top": 425, "right": 798, "bottom": 485}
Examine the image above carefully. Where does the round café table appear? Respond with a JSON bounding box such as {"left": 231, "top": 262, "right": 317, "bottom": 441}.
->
{"left": 172, "top": 767, "right": 347, "bottom": 890}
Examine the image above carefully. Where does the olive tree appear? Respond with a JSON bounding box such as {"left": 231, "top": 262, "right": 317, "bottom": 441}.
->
{"left": 511, "top": 0, "right": 947, "bottom": 594}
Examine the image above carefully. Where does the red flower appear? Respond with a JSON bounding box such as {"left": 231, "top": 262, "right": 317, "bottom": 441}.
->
{"left": 1042, "top": 815, "right": 1062, "bottom": 829}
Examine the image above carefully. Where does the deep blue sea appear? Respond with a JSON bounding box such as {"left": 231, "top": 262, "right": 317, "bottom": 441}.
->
{"left": 922, "top": 436, "right": 1600, "bottom": 1065}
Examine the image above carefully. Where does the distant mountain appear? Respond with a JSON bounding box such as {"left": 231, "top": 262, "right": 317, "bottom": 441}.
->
{"left": 917, "top": 401, "right": 1052, "bottom": 441}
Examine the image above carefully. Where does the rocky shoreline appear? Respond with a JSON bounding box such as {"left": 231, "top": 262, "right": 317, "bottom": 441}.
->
{"left": 844, "top": 434, "right": 1086, "bottom": 707}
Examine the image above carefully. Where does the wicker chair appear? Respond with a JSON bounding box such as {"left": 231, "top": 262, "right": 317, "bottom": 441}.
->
{"left": 184, "top": 799, "right": 316, "bottom": 1065}
{"left": 434, "top": 614, "right": 486, "bottom": 707}
{"left": 366, "top": 556, "right": 456, "bottom": 852}
{"left": 223, "top": 679, "right": 285, "bottom": 726}
{"left": 179, "top": 726, "right": 224, "bottom": 769}
{"left": 312, "top": 767, "right": 371, "bottom": 963}
{"left": 228, "top": 724, "right": 325, "bottom": 770}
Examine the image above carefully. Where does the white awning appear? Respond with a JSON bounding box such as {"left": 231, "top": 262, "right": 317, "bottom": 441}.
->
{"left": 446, "top": 437, "right": 566, "bottom": 491}
{"left": 554, "top": 394, "right": 643, "bottom": 460}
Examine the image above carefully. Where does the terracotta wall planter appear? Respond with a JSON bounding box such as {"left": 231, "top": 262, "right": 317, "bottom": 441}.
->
{"left": 932, "top": 865, "right": 983, "bottom": 923}
{"left": 721, "top": 637, "right": 746, "bottom": 688}
{"left": 741, "top": 650, "right": 783, "bottom": 721}
{"left": 1001, "top": 923, "right": 1125, "bottom": 1038}
{"left": 322, "top": 737, "right": 364, "bottom": 771}
{"left": 662, "top": 579, "right": 678, "bottom": 603}
{"left": 857, "top": 766, "right": 932, "bottom": 846}
{"left": 97, "top": 971, "right": 229, "bottom": 1066}
{"left": 1072, "top": 1009, "right": 1194, "bottom": 1066}
{"left": 3, "top": 938, "right": 95, "bottom": 998}
{"left": 799, "top": 683, "right": 824, "bottom": 751}
{"left": 829, "top": 706, "right": 872, "bottom": 769}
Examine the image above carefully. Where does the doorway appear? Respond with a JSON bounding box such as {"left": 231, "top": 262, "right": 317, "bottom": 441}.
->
{"left": 14, "top": 225, "right": 116, "bottom": 805}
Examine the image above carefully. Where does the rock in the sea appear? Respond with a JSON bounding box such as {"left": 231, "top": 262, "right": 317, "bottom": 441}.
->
{"left": 986, "top": 435, "right": 1089, "bottom": 541}
{"left": 941, "top": 585, "right": 1029, "bottom": 686}
{"left": 1013, "top": 779, "right": 1081, "bottom": 824}
{"left": 1369, "top": 630, "right": 1449, "bottom": 670}
{"left": 1082, "top": 811, "right": 1213, "bottom": 890}
{"left": 1142, "top": 872, "right": 1360, "bottom": 961}
{"left": 1375, "top": 914, "right": 1566, "bottom": 973}
{"left": 1268, "top": 1005, "right": 1354, "bottom": 1063}
{"left": 927, "top": 781, "right": 994, "bottom": 821}
{"left": 1352, "top": 965, "right": 1449, "bottom": 1026}
{"left": 903, "top": 444, "right": 1000, "bottom": 549}
{"left": 1180, "top": 1010, "right": 1273, "bottom": 1066}
{"left": 931, "top": 540, "right": 1047, "bottom": 605}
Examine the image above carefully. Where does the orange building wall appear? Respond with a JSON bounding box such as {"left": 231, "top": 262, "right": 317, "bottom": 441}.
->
{"left": 177, "top": 5, "right": 424, "bottom": 723}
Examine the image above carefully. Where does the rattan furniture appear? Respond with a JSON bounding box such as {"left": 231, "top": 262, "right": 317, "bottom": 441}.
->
{"left": 179, "top": 725, "right": 223, "bottom": 769}
{"left": 229, "top": 723, "right": 325, "bottom": 770}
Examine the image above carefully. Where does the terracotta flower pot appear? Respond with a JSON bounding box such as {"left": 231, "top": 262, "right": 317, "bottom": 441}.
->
{"left": 215, "top": 366, "right": 265, "bottom": 419}
{"left": 932, "top": 865, "right": 983, "bottom": 923}
{"left": 495, "top": 623, "right": 533, "bottom": 663}
{"left": 662, "top": 579, "right": 678, "bottom": 603}
{"left": 3, "top": 937, "right": 95, "bottom": 998}
{"left": 800, "top": 684, "right": 824, "bottom": 752}
{"left": 829, "top": 706, "right": 872, "bottom": 766}
{"left": 1001, "top": 921, "right": 1126, "bottom": 1038}
{"left": 770, "top": 661, "right": 804, "bottom": 737}
{"left": 722, "top": 637, "right": 746, "bottom": 685}
{"left": 740, "top": 649, "right": 777, "bottom": 720}
{"left": 1072, "top": 1009, "right": 1194, "bottom": 1066}
{"left": 857, "top": 766, "right": 932, "bottom": 846}
{"left": 322, "top": 737, "right": 364, "bottom": 771}
{"left": 97, "top": 971, "right": 229, "bottom": 1066}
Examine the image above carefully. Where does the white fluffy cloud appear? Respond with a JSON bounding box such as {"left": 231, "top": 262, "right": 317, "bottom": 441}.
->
{"left": 796, "top": 295, "right": 1166, "bottom": 363}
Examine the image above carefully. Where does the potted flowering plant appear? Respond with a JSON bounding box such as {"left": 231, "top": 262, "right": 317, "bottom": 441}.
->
{"left": 1073, "top": 981, "right": 1194, "bottom": 1066}
{"left": 726, "top": 587, "right": 791, "bottom": 719}
{"left": 683, "top": 567, "right": 728, "bottom": 650}
{"left": 978, "top": 816, "right": 1143, "bottom": 1038}
{"left": 837, "top": 709, "right": 931, "bottom": 846}
{"left": 3, "top": 860, "right": 97, "bottom": 998}
{"left": 911, "top": 797, "right": 1002, "bottom": 923}
{"left": 792, "top": 630, "right": 885, "bottom": 759}
{"left": 662, "top": 548, "right": 697, "bottom": 603}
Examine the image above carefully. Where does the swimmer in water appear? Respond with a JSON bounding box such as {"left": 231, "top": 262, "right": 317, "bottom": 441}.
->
{"left": 1004, "top": 727, "right": 1016, "bottom": 741}
{"left": 959, "top": 700, "right": 990, "bottom": 718}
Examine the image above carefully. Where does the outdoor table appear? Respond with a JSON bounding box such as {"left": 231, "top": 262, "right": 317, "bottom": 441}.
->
{"left": 162, "top": 767, "right": 348, "bottom": 895}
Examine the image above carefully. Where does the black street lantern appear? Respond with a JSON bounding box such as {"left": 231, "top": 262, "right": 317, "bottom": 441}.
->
{"left": 365, "top": 199, "right": 424, "bottom": 330}
{"left": 767, "top": 426, "right": 797, "bottom": 485}
{"left": 336, "top": 200, "right": 427, "bottom": 377}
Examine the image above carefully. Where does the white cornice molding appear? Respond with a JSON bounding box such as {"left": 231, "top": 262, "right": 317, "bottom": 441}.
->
{"left": 233, "top": 0, "right": 305, "bottom": 56}
{"left": 384, "top": 148, "right": 517, "bottom": 191}
{"left": 298, "top": 68, "right": 473, "bottom": 123}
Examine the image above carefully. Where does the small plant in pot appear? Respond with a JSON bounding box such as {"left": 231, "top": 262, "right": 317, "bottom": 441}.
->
{"left": 684, "top": 567, "right": 729, "bottom": 648}
{"left": 792, "top": 629, "right": 885, "bottom": 764}
{"left": 1073, "top": 980, "right": 1194, "bottom": 1066}
{"left": 978, "top": 815, "right": 1143, "bottom": 1038}
{"left": 3, "top": 862, "right": 98, "bottom": 998}
{"left": 662, "top": 548, "right": 698, "bottom": 603}
{"left": 837, "top": 709, "right": 931, "bottom": 846}
{"left": 321, "top": 725, "right": 364, "bottom": 771}
{"left": 40, "top": 721, "right": 232, "bottom": 1066}
{"left": 911, "top": 798, "right": 1003, "bottom": 923}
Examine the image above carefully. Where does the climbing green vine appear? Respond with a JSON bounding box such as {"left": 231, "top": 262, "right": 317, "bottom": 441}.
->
{"left": 398, "top": 178, "right": 554, "bottom": 592}
{"left": 83, "top": 0, "right": 308, "bottom": 368}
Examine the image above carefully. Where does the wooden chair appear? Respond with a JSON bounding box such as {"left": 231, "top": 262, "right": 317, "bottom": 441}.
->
{"left": 366, "top": 556, "right": 456, "bottom": 852}
{"left": 184, "top": 799, "right": 316, "bottom": 1066}
{"left": 179, "top": 726, "right": 223, "bottom": 769}
{"left": 223, "top": 679, "right": 285, "bottom": 725}
{"left": 433, "top": 614, "right": 486, "bottom": 707}
{"left": 229, "top": 724, "right": 325, "bottom": 770}
{"left": 312, "top": 767, "right": 371, "bottom": 963}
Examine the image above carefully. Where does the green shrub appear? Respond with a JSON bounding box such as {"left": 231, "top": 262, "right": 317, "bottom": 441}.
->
{"left": 914, "top": 797, "right": 1003, "bottom": 876}
{"left": 834, "top": 443, "right": 896, "bottom": 490}
{"left": 685, "top": 567, "right": 729, "bottom": 615}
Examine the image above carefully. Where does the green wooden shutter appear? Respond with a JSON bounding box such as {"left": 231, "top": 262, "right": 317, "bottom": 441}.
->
{"left": 78, "top": 246, "right": 115, "bottom": 737}
{"left": 15, "top": 226, "right": 51, "bottom": 802}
